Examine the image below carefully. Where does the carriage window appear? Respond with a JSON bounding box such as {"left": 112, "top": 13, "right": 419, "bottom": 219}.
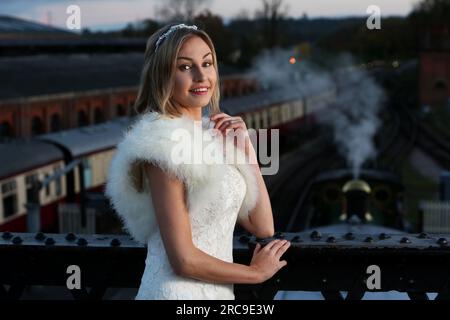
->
{"left": 26, "top": 174, "right": 39, "bottom": 203}
{"left": 2, "top": 180, "right": 18, "bottom": 218}
{"left": 44, "top": 173, "right": 51, "bottom": 197}
{"left": 262, "top": 110, "right": 269, "bottom": 128}
{"left": 245, "top": 114, "right": 253, "bottom": 129}
{"left": 82, "top": 158, "right": 92, "bottom": 188}
{"left": 253, "top": 113, "right": 261, "bottom": 130}
{"left": 54, "top": 166, "right": 62, "bottom": 196}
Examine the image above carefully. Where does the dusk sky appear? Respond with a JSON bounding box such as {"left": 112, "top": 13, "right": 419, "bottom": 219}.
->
{"left": 0, "top": 0, "right": 420, "bottom": 31}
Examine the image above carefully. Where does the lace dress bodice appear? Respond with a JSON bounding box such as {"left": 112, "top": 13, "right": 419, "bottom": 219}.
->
{"left": 135, "top": 164, "right": 247, "bottom": 300}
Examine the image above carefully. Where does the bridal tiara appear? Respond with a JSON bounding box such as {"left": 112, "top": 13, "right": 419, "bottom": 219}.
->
{"left": 154, "top": 24, "right": 199, "bottom": 53}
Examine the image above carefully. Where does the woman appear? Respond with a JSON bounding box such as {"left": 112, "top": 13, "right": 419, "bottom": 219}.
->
{"left": 105, "top": 23, "right": 290, "bottom": 300}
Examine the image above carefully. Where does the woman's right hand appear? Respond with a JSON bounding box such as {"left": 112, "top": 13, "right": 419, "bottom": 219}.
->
{"left": 249, "top": 239, "right": 291, "bottom": 283}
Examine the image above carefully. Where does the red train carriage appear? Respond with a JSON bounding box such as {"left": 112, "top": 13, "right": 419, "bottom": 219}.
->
{"left": 0, "top": 85, "right": 337, "bottom": 232}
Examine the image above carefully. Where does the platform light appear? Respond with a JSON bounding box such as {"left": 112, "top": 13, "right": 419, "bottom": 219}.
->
{"left": 289, "top": 57, "right": 296, "bottom": 65}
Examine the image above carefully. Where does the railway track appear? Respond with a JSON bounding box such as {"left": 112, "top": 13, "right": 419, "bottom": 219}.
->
{"left": 382, "top": 103, "right": 418, "bottom": 171}
{"left": 415, "top": 121, "right": 450, "bottom": 170}
{"left": 375, "top": 62, "right": 450, "bottom": 172}
{"left": 264, "top": 131, "right": 343, "bottom": 232}
{"left": 263, "top": 66, "right": 450, "bottom": 234}
{"left": 378, "top": 102, "right": 450, "bottom": 172}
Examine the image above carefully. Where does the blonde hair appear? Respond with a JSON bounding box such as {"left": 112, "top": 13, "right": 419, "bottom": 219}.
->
{"left": 134, "top": 24, "right": 221, "bottom": 117}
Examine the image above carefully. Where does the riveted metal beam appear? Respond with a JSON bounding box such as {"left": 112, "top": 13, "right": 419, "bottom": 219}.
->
{"left": 1, "top": 231, "right": 450, "bottom": 300}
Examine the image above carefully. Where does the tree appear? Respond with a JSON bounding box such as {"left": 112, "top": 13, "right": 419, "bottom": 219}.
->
{"left": 255, "top": 0, "right": 289, "bottom": 48}
{"left": 409, "top": 0, "right": 450, "bottom": 29}
{"left": 235, "top": 9, "right": 250, "bottom": 20}
{"left": 408, "top": 0, "right": 450, "bottom": 50}
{"left": 156, "top": 0, "right": 210, "bottom": 23}
{"left": 227, "top": 15, "right": 266, "bottom": 68}
{"left": 120, "top": 19, "right": 160, "bottom": 37}
{"left": 193, "top": 11, "right": 232, "bottom": 64}
{"left": 410, "top": 0, "right": 450, "bottom": 24}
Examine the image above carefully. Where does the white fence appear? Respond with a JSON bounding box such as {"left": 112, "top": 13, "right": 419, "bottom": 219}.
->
{"left": 421, "top": 201, "right": 450, "bottom": 233}
{"left": 58, "top": 203, "right": 96, "bottom": 234}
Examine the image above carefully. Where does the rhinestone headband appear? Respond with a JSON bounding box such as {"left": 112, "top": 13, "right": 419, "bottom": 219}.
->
{"left": 154, "top": 24, "right": 199, "bottom": 53}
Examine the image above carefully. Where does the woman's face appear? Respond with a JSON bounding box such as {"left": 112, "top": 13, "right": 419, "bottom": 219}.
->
{"left": 172, "top": 36, "right": 217, "bottom": 112}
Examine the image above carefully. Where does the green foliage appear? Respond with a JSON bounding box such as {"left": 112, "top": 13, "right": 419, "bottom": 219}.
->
{"left": 193, "top": 11, "right": 233, "bottom": 66}
{"left": 120, "top": 19, "right": 160, "bottom": 37}
{"left": 81, "top": 0, "right": 449, "bottom": 68}
{"left": 409, "top": 0, "right": 450, "bottom": 27}
{"left": 317, "top": 17, "right": 416, "bottom": 61}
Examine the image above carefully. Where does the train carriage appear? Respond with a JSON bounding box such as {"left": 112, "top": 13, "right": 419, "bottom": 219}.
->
{"left": 1, "top": 84, "right": 337, "bottom": 232}
{"left": 0, "top": 118, "right": 131, "bottom": 232}
{"left": 0, "top": 141, "right": 64, "bottom": 231}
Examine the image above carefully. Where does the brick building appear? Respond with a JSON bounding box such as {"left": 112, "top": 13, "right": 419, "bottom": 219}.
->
{"left": 0, "top": 16, "right": 260, "bottom": 139}
{"left": 0, "top": 54, "right": 141, "bottom": 138}
{"left": 419, "top": 24, "right": 450, "bottom": 107}
{"left": 0, "top": 53, "right": 259, "bottom": 139}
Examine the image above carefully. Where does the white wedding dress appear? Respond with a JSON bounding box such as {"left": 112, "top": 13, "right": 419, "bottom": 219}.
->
{"left": 135, "top": 164, "right": 247, "bottom": 300}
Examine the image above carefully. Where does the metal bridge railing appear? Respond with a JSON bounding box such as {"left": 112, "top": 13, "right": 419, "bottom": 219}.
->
{"left": 1, "top": 231, "right": 450, "bottom": 300}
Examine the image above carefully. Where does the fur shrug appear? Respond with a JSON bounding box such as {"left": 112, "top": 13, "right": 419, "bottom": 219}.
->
{"left": 105, "top": 112, "right": 259, "bottom": 244}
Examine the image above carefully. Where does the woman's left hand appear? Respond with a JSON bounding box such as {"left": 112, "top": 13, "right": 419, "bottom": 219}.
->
{"left": 210, "top": 113, "right": 256, "bottom": 160}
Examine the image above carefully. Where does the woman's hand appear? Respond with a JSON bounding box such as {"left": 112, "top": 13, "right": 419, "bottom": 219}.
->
{"left": 249, "top": 239, "right": 290, "bottom": 283}
{"left": 210, "top": 113, "right": 256, "bottom": 162}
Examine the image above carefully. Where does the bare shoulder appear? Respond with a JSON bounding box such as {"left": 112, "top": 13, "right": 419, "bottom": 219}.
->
{"left": 141, "top": 161, "right": 184, "bottom": 187}
{"left": 141, "top": 161, "right": 186, "bottom": 208}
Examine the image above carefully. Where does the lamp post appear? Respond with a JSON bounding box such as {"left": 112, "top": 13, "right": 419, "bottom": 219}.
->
{"left": 25, "top": 159, "right": 82, "bottom": 232}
